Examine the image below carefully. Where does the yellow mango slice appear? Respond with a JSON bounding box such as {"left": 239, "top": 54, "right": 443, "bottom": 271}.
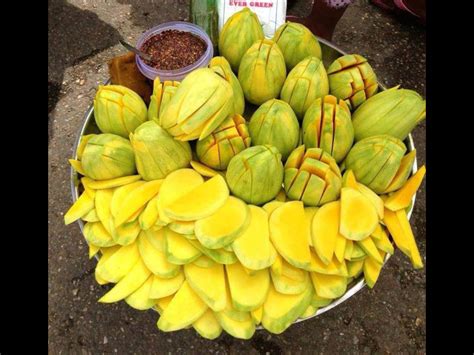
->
{"left": 193, "top": 309, "right": 222, "bottom": 339}
{"left": 271, "top": 253, "right": 283, "bottom": 276}
{"left": 262, "top": 283, "right": 313, "bottom": 334}
{"left": 383, "top": 208, "right": 423, "bottom": 268}
{"left": 384, "top": 150, "right": 417, "bottom": 193}
{"left": 310, "top": 273, "right": 347, "bottom": 299}
{"left": 69, "top": 159, "right": 86, "bottom": 176}
{"left": 192, "top": 255, "right": 216, "bottom": 268}
{"left": 269, "top": 201, "right": 311, "bottom": 269}
{"left": 344, "top": 239, "right": 354, "bottom": 260}
{"left": 157, "top": 169, "right": 204, "bottom": 224}
{"left": 340, "top": 187, "right": 378, "bottom": 241}
{"left": 251, "top": 306, "right": 263, "bottom": 325}
{"left": 88, "top": 243, "right": 100, "bottom": 259}
{"left": 350, "top": 243, "right": 367, "bottom": 261}
{"left": 233, "top": 205, "right": 276, "bottom": 270}
{"left": 357, "top": 183, "right": 384, "bottom": 219}
{"left": 110, "top": 181, "right": 146, "bottom": 217}
{"left": 76, "top": 134, "right": 95, "bottom": 160}
{"left": 342, "top": 170, "right": 358, "bottom": 189}
{"left": 81, "top": 177, "right": 95, "bottom": 198}
{"left": 226, "top": 262, "right": 270, "bottom": 311}
{"left": 195, "top": 196, "right": 249, "bottom": 249}
{"left": 215, "top": 310, "right": 255, "bottom": 339}
{"left": 95, "top": 243, "right": 139, "bottom": 283}
{"left": 188, "top": 239, "right": 238, "bottom": 264}
{"left": 311, "top": 201, "right": 340, "bottom": 265}
{"left": 87, "top": 175, "right": 142, "bottom": 189}
{"left": 115, "top": 179, "right": 163, "bottom": 226}
{"left": 154, "top": 294, "right": 175, "bottom": 314}
{"left": 271, "top": 267, "right": 310, "bottom": 295}
{"left": 164, "top": 174, "right": 229, "bottom": 221}
{"left": 262, "top": 200, "right": 285, "bottom": 216}
{"left": 83, "top": 222, "right": 115, "bottom": 247}
{"left": 94, "top": 245, "right": 121, "bottom": 285}
{"left": 125, "top": 205, "right": 145, "bottom": 224}
{"left": 304, "top": 207, "right": 318, "bottom": 247}
{"left": 82, "top": 209, "right": 100, "bottom": 222}
{"left": 184, "top": 262, "right": 227, "bottom": 311}
{"left": 139, "top": 195, "right": 160, "bottom": 230}
{"left": 300, "top": 305, "right": 318, "bottom": 319}
{"left": 113, "top": 220, "right": 141, "bottom": 246}
{"left": 275, "top": 188, "right": 287, "bottom": 202}
{"left": 334, "top": 234, "right": 347, "bottom": 263}
{"left": 221, "top": 287, "right": 252, "bottom": 322}
{"left": 99, "top": 258, "right": 151, "bottom": 303}
{"left": 168, "top": 220, "right": 195, "bottom": 235}
{"left": 384, "top": 165, "right": 425, "bottom": 211}
{"left": 125, "top": 275, "right": 155, "bottom": 310}
{"left": 347, "top": 259, "right": 364, "bottom": 278}
{"left": 190, "top": 160, "right": 219, "bottom": 177}
{"left": 137, "top": 232, "right": 181, "bottom": 278}
{"left": 149, "top": 271, "right": 185, "bottom": 299}
{"left": 281, "top": 259, "right": 307, "bottom": 282}
{"left": 144, "top": 228, "right": 166, "bottom": 252}
{"left": 64, "top": 191, "right": 94, "bottom": 225}
{"left": 357, "top": 237, "right": 384, "bottom": 264}
{"left": 164, "top": 228, "right": 202, "bottom": 264}
{"left": 363, "top": 253, "right": 386, "bottom": 288}
{"left": 308, "top": 250, "right": 349, "bottom": 276}
{"left": 94, "top": 189, "right": 114, "bottom": 234}
{"left": 157, "top": 281, "right": 208, "bottom": 331}
{"left": 371, "top": 223, "right": 384, "bottom": 240}
{"left": 311, "top": 293, "right": 333, "bottom": 308}
{"left": 373, "top": 229, "right": 394, "bottom": 255}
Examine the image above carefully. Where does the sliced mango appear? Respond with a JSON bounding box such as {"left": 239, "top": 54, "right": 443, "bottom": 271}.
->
{"left": 233, "top": 205, "right": 276, "bottom": 270}
{"left": 344, "top": 240, "right": 353, "bottom": 260}
{"left": 311, "top": 293, "right": 333, "bottom": 308}
{"left": 281, "top": 259, "right": 307, "bottom": 281}
{"left": 226, "top": 262, "right": 270, "bottom": 311}
{"left": 346, "top": 259, "right": 364, "bottom": 278}
{"left": 275, "top": 189, "right": 287, "bottom": 202}
{"left": 164, "top": 174, "right": 229, "bottom": 221}
{"left": 340, "top": 187, "right": 378, "bottom": 241}
{"left": 192, "top": 309, "right": 222, "bottom": 340}
{"left": 154, "top": 294, "right": 175, "bottom": 314}
{"left": 83, "top": 222, "right": 115, "bottom": 247}
{"left": 271, "top": 253, "right": 283, "bottom": 276}
{"left": 149, "top": 272, "right": 185, "bottom": 299}
{"left": 94, "top": 189, "right": 114, "bottom": 235}
{"left": 304, "top": 207, "right": 318, "bottom": 247}
{"left": 87, "top": 175, "right": 141, "bottom": 189}
{"left": 342, "top": 170, "right": 358, "bottom": 189}
{"left": 190, "top": 160, "right": 219, "bottom": 177}
{"left": 95, "top": 243, "right": 139, "bottom": 283}
{"left": 262, "top": 283, "right": 313, "bottom": 334}
{"left": 184, "top": 262, "right": 227, "bottom": 311}
{"left": 350, "top": 243, "right": 367, "bottom": 261}
{"left": 269, "top": 201, "right": 311, "bottom": 269}
{"left": 300, "top": 305, "right": 318, "bottom": 319}
{"left": 373, "top": 229, "right": 394, "bottom": 255}
{"left": 139, "top": 195, "right": 160, "bottom": 230}
{"left": 82, "top": 209, "right": 99, "bottom": 222}
{"left": 188, "top": 239, "right": 237, "bottom": 264}
{"left": 99, "top": 258, "right": 151, "bottom": 303}
{"left": 168, "top": 220, "right": 195, "bottom": 235}
{"left": 113, "top": 220, "right": 141, "bottom": 246}
{"left": 144, "top": 228, "right": 166, "bottom": 252}
{"left": 311, "top": 201, "right": 340, "bottom": 265}
{"left": 363, "top": 253, "right": 386, "bottom": 288}
{"left": 64, "top": 191, "right": 94, "bottom": 225}
{"left": 357, "top": 183, "right": 384, "bottom": 219}
{"left": 115, "top": 180, "right": 163, "bottom": 226}
{"left": 69, "top": 159, "right": 86, "bottom": 175}
{"left": 157, "top": 281, "right": 208, "bottom": 331}
{"left": 195, "top": 196, "right": 249, "bottom": 249}
{"left": 310, "top": 273, "right": 347, "bottom": 299}
{"left": 334, "top": 234, "right": 347, "bottom": 263}
{"left": 215, "top": 311, "right": 255, "bottom": 339}
{"left": 88, "top": 243, "right": 100, "bottom": 259}
{"left": 384, "top": 150, "right": 417, "bottom": 193}
{"left": 81, "top": 177, "right": 95, "bottom": 198}
{"left": 164, "top": 228, "right": 201, "bottom": 264}
{"left": 396, "top": 209, "right": 423, "bottom": 268}
{"left": 137, "top": 231, "right": 181, "bottom": 278}
{"left": 271, "top": 267, "right": 310, "bottom": 295}
{"left": 192, "top": 255, "right": 216, "bottom": 268}
{"left": 371, "top": 223, "right": 384, "bottom": 240}
{"left": 357, "top": 237, "right": 384, "bottom": 264}
{"left": 76, "top": 134, "right": 95, "bottom": 160}
{"left": 110, "top": 181, "right": 146, "bottom": 218}
{"left": 262, "top": 200, "right": 285, "bottom": 216}
{"left": 308, "top": 251, "right": 348, "bottom": 276}
{"left": 384, "top": 165, "right": 425, "bottom": 211}
{"left": 94, "top": 245, "right": 120, "bottom": 285}
{"left": 251, "top": 306, "right": 263, "bottom": 325}
{"left": 125, "top": 275, "right": 155, "bottom": 310}
{"left": 157, "top": 169, "right": 204, "bottom": 224}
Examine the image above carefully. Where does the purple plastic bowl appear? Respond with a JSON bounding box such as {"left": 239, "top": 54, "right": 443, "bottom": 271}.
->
{"left": 135, "top": 21, "right": 214, "bottom": 81}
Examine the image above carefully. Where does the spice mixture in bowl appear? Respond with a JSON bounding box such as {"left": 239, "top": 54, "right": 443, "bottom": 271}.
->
{"left": 136, "top": 21, "right": 213, "bottom": 81}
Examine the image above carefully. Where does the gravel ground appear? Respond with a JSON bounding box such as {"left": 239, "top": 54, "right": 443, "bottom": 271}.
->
{"left": 48, "top": 0, "right": 426, "bottom": 353}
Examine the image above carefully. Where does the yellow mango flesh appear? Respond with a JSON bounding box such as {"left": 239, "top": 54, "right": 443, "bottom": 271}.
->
{"left": 363, "top": 254, "right": 385, "bottom": 288}
{"left": 164, "top": 174, "right": 229, "bottom": 221}
{"left": 99, "top": 257, "right": 151, "bottom": 303}
{"left": 64, "top": 191, "right": 94, "bottom": 225}
{"left": 371, "top": 223, "right": 384, "bottom": 240}
{"left": 300, "top": 305, "right": 318, "bottom": 319}
{"left": 233, "top": 205, "right": 276, "bottom": 270}
{"left": 164, "top": 228, "right": 202, "bottom": 264}
{"left": 271, "top": 253, "right": 283, "bottom": 276}
{"left": 94, "top": 189, "right": 114, "bottom": 235}
{"left": 82, "top": 208, "right": 100, "bottom": 222}
{"left": 396, "top": 209, "right": 423, "bottom": 268}
{"left": 95, "top": 243, "right": 138, "bottom": 283}
{"left": 340, "top": 187, "right": 378, "bottom": 241}
{"left": 125, "top": 275, "right": 156, "bottom": 310}
{"left": 149, "top": 271, "right": 185, "bottom": 299}
{"left": 188, "top": 239, "right": 238, "bottom": 264}
{"left": 195, "top": 196, "right": 249, "bottom": 249}
{"left": 157, "top": 281, "right": 208, "bottom": 331}
{"left": 308, "top": 250, "right": 348, "bottom": 276}
{"left": 373, "top": 230, "right": 394, "bottom": 255}
{"left": 275, "top": 189, "right": 287, "bottom": 202}
{"left": 87, "top": 175, "right": 141, "bottom": 189}
{"left": 154, "top": 294, "right": 175, "bottom": 314}
{"left": 304, "top": 207, "right": 318, "bottom": 247}
{"left": 168, "top": 220, "right": 195, "bottom": 235}
{"left": 184, "top": 262, "right": 227, "bottom": 311}
{"left": 115, "top": 179, "right": 163, "bottom": 226}
{"left": 137, "top": 232, "right": 181, "bottom": 278}
{"left": 139, "top": 195, "right": 160, "bottom": 230}
{"left": 262, "top": 200, "right": 285, "bottom": 216}
{"left": 83, "top": 222, "right": 115, "bottom": 247}
{"left": 310, "top": 273, "right": 347, "bottom": 299}
{"left": 269, "top": 201, "right": 311, "bottom": 269}
{"left": 215, "top": 311, "right": 256, "bottom": 339}
{"left": 384, "top": 150, "right": 417, "bottom": 193}
{"left": 357, "top": 183, "right": 384, "bottom": 219}
{"left": 251, "top": 306, "right": 263, "bottom": 324}
{"left": 113, "top": 220, "right": 141, "bottom": 246}
{"left": 88, "top": 243, "right": 100, "bottom": 259}
{"left": 311, "top": 201, "right": 340, "bottom": 265}
{"left": 344, "top": 239, "right": 353, "bottom": 260}
{"left": 81, "top": 177, "right": 95, "bottom": 198}
{"left": 226, "top": 262, "right": 270, "bottom": 311}
{"left": 347, "top": 259, "right": 364, "bottom": 278}
{"left": 271, "top": 267, "right": 310, "bottom": 295}
{"left": 281, "top": 259, "right": 307, "bottom": 281}
{"left": 157, "top": 169, "right": 204, "bottom": 224}
{"left": 357, "top": 237, "right": 384, "bottom": 264}
{"left": 384, "top": 165, "right": 426, "bottom": 211}
{"left": 193, "top": 309, "right": 222, "bottom": 339}
{"left": 94, "top": 245, "right": 121, "bottom": 285}
{"left": 69, "top": 159, "right": 86, "bottom": 175}
{"left": 262, "top": 283, "right": 313, "bottom": 334}
{"left": 334, "top": 233, "right": 347, "bottom": 263}
{"left": 192, "top": 255, "right": 216, "bottom": 268}
{"left": 110, "top": 181, "right": 146, "bottom": 218}
{"left": 311, "top": 293, "right": 333, "bottom": 308}
{"left": 190, "top": 160, "right": 220, "bottom": 177}
{"left": 342, "top": 170, "right": 358, "bottom": 189}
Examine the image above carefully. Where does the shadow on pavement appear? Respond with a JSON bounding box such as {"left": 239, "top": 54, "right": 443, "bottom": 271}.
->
{"left": 48, "top": 0, "right": 122, "bottom": 114}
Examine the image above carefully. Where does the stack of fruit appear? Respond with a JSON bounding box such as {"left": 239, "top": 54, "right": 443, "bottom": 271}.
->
{"left": 65, "top": 8, "right": 426, "bottom": 340}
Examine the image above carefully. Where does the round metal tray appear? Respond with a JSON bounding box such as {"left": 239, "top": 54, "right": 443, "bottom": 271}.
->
{"left": 70, "top": 38, "right": 417, "bottom": 324}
